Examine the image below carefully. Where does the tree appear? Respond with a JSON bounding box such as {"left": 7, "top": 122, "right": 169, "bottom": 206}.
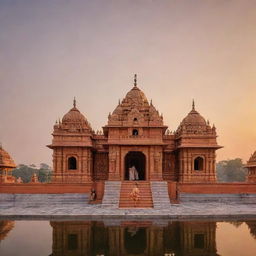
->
{"left": 216, "top": 158, "right": 248, "bottom": 182}
{"left": 12, "top": 163, "right": 52, "bottom": 183}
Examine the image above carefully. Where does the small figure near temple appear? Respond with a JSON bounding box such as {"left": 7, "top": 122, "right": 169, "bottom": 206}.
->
{"left": 31, "top": 173, "right": 39, "bottom": 183}
{"left": 90, "top": 188, "right": 97, "bottom": 201}
{"left": 130, "top": 182, "right": 140, "bottom": 207}
{"left": 129, "top": 166, "right": 139, "bottom": 181}
{"left": 16, "top": 177, "right": 23, "bottom": 183}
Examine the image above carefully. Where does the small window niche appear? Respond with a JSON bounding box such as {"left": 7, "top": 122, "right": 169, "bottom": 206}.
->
{"left": 68, "top": 157, "right": 77, "bottom": 170}
{"left": 132, "top": 129, "right": 139, "bottom": 136}
{"left": 194, "top": 156, "right": 204, "bottom": 171}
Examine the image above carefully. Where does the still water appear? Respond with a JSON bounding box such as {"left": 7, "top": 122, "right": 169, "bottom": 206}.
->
{"left": 0, "top": 220, "right": 256, "bottom": 256}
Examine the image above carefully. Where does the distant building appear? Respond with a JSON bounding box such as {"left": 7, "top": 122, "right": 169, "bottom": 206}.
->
{"left": 48, "top": 75, "right": 221, "bottom": 184}
{"left": 245, "top": 151, "right": 256, "bottom": 182}
{"left": 0, "top": 145, "right": 16, "bottom": 183}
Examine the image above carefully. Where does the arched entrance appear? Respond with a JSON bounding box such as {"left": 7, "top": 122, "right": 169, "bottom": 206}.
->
{"left": 125, "top": 151, "right": 146, "bottom": 180}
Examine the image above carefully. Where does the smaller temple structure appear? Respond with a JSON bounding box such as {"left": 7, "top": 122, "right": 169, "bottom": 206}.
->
{"left": 245, "top": 151, "right": 256, "bottom": 182}
{"left": 0, "top": 145, "right": 16, "bottom": 183}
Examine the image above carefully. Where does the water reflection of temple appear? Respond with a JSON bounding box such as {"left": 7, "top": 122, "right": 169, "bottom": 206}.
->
{"left": 0, "top": 221, "right": 15, "bottom": 242}
{"left": 50, "top": 221, "right": 220, "bottom": 256}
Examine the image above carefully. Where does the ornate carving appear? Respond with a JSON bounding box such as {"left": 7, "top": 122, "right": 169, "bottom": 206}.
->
{"left": 93, "top": 153, "right": 109, "bottom": 180}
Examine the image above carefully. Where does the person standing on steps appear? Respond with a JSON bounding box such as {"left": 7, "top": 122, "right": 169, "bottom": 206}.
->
{"left": 129, "top": 165, "right": 139, "bottom": 181}
{"left": 130, "top": 182, "right": 140, "bottom": 207}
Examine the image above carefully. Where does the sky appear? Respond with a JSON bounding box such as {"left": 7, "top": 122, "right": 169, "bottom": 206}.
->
{"left": 0, "top": 0, "right": 256, "bottom": 165}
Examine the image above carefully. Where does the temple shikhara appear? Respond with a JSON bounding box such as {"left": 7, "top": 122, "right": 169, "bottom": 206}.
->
{"left": 48, "top": 75, "right": 221, "bottom": 184}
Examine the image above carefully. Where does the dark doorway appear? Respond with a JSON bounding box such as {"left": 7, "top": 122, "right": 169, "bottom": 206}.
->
{"left": 125, "top": 151, "right": 146, "bottom": 180}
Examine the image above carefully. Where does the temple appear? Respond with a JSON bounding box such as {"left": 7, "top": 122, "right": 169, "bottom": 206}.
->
{"left": 0, "top": 145, "right": 16, "bottom": 184}
{"left": 245, "top": 151, "right": 256, "bottom": 182}
{"left": 48, "top": 75, "right": 221, "bottom": 184}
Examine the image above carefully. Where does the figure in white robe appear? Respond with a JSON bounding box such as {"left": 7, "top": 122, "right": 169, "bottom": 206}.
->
{"left": 129, "top": 166, "right": 139, "bottom": 180}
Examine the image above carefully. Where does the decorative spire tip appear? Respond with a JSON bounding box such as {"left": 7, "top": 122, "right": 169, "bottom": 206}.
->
{"left": 73, "top": 97, "right": 76, "bottom": 108}
{"left": 134, "top": 74, "right": 137, "bottom": 87}
{"left": 192, "top": 99, "right": 195, "bottom": 110}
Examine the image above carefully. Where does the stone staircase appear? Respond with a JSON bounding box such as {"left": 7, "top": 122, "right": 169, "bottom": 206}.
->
{"left": 101, "top": 181, "right": 121, "bottom": 208}
{"left": 151, "top": 181, "right": 171, "bottom": 209}
{"left": 119, "top": 181, "right": 153, "bottom": 208}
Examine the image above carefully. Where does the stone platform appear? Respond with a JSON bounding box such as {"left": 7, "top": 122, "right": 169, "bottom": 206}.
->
{"left": 0, "top": 193, "right": 256, "bottom": 220}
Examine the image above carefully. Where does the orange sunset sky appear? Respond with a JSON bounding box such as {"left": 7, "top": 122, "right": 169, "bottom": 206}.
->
{"left": 0, "top": 0, "right": 256, "bottom": 165}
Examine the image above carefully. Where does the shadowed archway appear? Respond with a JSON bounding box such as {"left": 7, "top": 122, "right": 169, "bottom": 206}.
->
{"left": 125, "top": 151, "right": 146, "bottom": 180}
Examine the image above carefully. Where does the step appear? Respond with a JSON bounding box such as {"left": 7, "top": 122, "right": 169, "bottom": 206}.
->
{"left": 102, "top": 181, "right": 121, "bottom": 208}
{"left": 119, "top": 181, "right": 153, "bottom": 208}
{"left": 151, "top": 181, "right": 171, "bottom": 209}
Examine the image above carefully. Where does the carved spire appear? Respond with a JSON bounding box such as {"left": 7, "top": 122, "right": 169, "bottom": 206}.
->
{"left": 134, "top": 74, "right": 137, "bottom": 87}
{"left": 73, "top": 97, "right": 76, "bottom": 108}
{"left": 192, "top": 99, "right": 195, "bottom": 110}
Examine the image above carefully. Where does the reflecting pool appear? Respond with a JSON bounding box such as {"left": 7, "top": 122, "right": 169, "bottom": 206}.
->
{"left": 0, "top": 220, "right": 256, "bottom": 256}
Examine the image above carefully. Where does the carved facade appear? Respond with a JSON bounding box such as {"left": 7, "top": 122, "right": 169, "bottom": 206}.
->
{"left": 48, "top": 75, "right": 221, "bottom": 183}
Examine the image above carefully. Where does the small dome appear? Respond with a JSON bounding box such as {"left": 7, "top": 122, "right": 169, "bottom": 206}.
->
{"left": 0, "top": 146, "right": 16, "bottom": 169}
{"left": 62, "top": 107, "right": 87, "bottom": 123}
{"left": 61, "top": 99, "right": 91, "bottom": 129}
{"left": 181, "top": 109, "right": 207, "bottom": 126}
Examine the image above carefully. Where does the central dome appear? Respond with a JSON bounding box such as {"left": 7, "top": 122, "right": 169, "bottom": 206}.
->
{"left": 124, "top": 86, "right": 149, "bottom": 106}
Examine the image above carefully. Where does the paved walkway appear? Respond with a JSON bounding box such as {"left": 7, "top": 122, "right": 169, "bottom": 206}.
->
{"left": 1, "top": 200, "right": 256, "bottom": 220}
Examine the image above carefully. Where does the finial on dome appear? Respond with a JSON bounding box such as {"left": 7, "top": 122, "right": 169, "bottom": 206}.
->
{"left": 150, "top": 99, "right": 152, "bottom": 105}
{"left": 73, "top": 97, "right": 76, "bottom": 108}
{"left": 134, "top": 74, "right": 137, "bottom": 87}
{"left": 192, "top": 99, "right": 195, "bottom": 110}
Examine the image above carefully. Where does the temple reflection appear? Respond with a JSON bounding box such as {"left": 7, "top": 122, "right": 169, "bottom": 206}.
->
{"left": 1, "top": 220, "right": 256, "bottom": 255}
{"left": 0, "top": 221, "right": 15, "bottom": 242}
{"left": 49, "top": 220, "right": 221, "bottom": 256}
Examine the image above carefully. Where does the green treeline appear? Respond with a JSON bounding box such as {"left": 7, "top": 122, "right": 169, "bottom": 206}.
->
{"left": 11, "top": 158, "right": 248, "bottom": 183}
{"left": 216, "top": 158, "right": 248, "bottom": 182}
{"left": 12, "top": 163, "right": 52, "bottom": 183}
